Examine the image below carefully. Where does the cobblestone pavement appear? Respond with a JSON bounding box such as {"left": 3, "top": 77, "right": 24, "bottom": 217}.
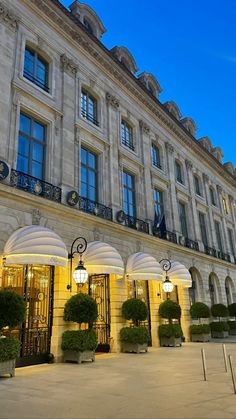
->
{"left": 1, "top": 342, "right": 236, "bottom": 419}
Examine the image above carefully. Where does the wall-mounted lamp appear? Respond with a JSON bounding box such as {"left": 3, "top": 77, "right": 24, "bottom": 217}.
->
{"left": 159, "top": 259, "right": 174, "bottom": 299}
{"left": 67, "top": 237, "right": 88, "bottom": 291}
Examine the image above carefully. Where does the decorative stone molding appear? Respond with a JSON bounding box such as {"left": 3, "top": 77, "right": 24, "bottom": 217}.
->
{"left": 93, "top": 228, "right": 102, "bottom": 241}
{"left": 139, "top": 120, "right": 150, "bottom": 135}
{"left": 60, "top": 54, "right": 78, "bottom": 76}
{"left": 228, "top": 194, "right": 234, "bottom": 204}
{"left": 106, "top": 92, "right": 119, "bottom": 109}
{"left": 185, "top": 159, "right": 193, "bottom": 171}
{"left": 32, "top": 209, "right": 41, "bottom": 225}
{"left": 74, "top": 127, "right": 80, "bottom": 145}
{"left": 216, "top": 184, "right": 223, "bottom": 195}
{"left": 203, "top": 173, "right": 209, "bottom": 183}
{"left": 165, "top": 142, "right": 174, "bottom": 154}
{"left": 0, "top": 2, "right": 18, "bottom": 29}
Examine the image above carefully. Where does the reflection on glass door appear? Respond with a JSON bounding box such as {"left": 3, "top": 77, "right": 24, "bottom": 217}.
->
{"left": 2, "top": 264, "right": 54, "bottom": 366}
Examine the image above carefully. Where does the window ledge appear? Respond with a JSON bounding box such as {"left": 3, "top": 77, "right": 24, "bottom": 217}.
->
{"left": 20, "top": 74, "right": 54, "bottom": 100}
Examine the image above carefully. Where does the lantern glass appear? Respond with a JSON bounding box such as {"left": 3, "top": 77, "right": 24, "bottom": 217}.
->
{"left": 73, "top": 263, "right": 88, "bottom": 284}
{"left": 162, "top": 279, "right": 174, "bottom": 293}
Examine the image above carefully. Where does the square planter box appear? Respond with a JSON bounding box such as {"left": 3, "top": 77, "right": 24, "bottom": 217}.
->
{"left": 121, "top": 342, "right": 148, "bottom": 353}
{"left": 160, "top": 336, "right": 182, "bottom": 347}
{"left": 191, "top": 333, "right": 211, "bottom": 342}
{"left": 0, "top": 359, "right": 15, "bottom": 377}
{"left": 211, "top": 331, "right": 229, "bottom": 339}
{"left": 63, "top": 350, "right": 95, "bottom": 364}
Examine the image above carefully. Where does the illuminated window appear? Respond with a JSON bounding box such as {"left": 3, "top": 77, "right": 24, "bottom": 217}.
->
{"left": 222, "top": 197, "right": 229, "bottom": 214}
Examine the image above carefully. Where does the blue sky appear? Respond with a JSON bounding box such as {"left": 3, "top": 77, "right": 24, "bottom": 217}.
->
{"left": 61, "top": 0, "right": 236, "bottom": 166}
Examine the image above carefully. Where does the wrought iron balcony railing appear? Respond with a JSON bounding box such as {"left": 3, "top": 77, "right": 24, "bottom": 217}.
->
{"left": 81, "top": 109, "right": 99, "bottom": 126}
{"left": 121, "top": 138, "right": 135, "bottom": 151}
{"left": 217, "top": 251, "right": 231, "bottom": 262}
{"left": 10, "top": 170, "right": 61, "bottom": 203}
{"left": 184, "top": 238, "right": 200, "bottom": 252}
{"left": 204, "top": 245, "right": 231, "bottom": 262}
{"left": 78, "top": 196, "right": 113, "bottom": 221}
{"left": 153, "top": 228, "right": 177, "bottom": 244}
{"left": 124, "top": 214, "right": 149, "bottom": 234}
{"left": 204, "top": 245, "right": 217, "bottom": 258}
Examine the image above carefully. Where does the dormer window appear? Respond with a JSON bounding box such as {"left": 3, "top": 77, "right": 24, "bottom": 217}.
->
{"left": 151, "top": 143, "right": 161, "bottom": 169}
{"left": 83, "top": 18, "right": 94, "bottom": 35}
{"left": 24, "top": 46, "right": 49, "bottom": 92}
{"left": 81, "top": 90, "right": 98, "bottom": 126}
{"left": 121, "top": 120, "right": 134, "bottom": 151}
{"left": 175, "top": 161, "right": 183, "bottom": 184}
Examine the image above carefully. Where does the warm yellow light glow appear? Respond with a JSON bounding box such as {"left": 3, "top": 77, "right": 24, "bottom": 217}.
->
{"left": 162, "top": 279, "right": 174, "bottom": 293}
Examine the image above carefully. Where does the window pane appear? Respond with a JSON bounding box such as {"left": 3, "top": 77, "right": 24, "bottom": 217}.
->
{"left": 17, "top": 156, "right": 28, "bottom": 174}
{"left": 81, "top": 167, "right": 87, "bottom": 183}
{"left": 24, "top": 48, "right": 34, "bottom": 76}
{"left": 18, "top": 135, "right": 29, "bottom": 157}
{"left": 32, "top": 143, "right": 43, "bottom": 163}
{"left": 32, "top": 161, "right": 43, "bottom": 179}
{"left": 33, "top": 121, "right": 45, "bottom": 142}
{"left": 89, "top": 186, "right": 96, "bottom": 201}
{"left": 88, "top": 152, "right": 96, "bottom": 169}
{"left": 36, "top": 58, "right": 47, "bottom": 85}
{"left": 81, "top": 148, "right": 87, "bottom": 164}
{"left": 81, "top": 182, "right": 87, "bottom": 198}
{"left": 20, "top": 114, "right": 31, "bottom": 135}
{"left": 89, "top": 171, "right": 96, "bottom": 187}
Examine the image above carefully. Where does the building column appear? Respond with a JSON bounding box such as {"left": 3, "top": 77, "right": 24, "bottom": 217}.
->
{"left": 203, "top": 174, "right": 215, "bottom": 248}
{"left": 109, "top": 274, "right": 127, "bottom": 352}
{"left": 217, "top": 184, "right": 230, "bottom": 254}
{"left": 185, "top": 159, "right": 201, "bottom": 242}
{"left": 165, "top": 142, "right": 180, "bottom": 233}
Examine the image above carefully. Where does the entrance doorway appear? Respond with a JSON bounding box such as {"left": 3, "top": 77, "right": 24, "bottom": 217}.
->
{"left": 2, "top": 264, "right": 54, "bottom": 366}
{"left": 88, "top": 274, "right": 111, "bottom": 352}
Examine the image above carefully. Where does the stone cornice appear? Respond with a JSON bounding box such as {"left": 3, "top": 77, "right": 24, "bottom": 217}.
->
{"left": 0, "top": 1, "right": 19, "bottom": 29}
{"left": 23, "top": 0, "right": 236, "bottom": 189}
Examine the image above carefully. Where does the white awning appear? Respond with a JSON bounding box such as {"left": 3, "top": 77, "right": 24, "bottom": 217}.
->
{"left": 168, "top": 261, "right": 192, "bottom": 287}
{"left": 126, "top": 252, "right": 163, "bottom": 281}
{"left": 3, "top": 226, "right": 68, "bottom": 267}
{"left": 83, "top": 241, "right": 124, "bottom": 276}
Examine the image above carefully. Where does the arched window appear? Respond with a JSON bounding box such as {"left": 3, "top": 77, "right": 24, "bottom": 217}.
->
{"left": 121, "top": 120, "right": 134, "bottom": 151}
{"left": 24, "top": 46, "right": 49, "bottom": 92}
{"left": 225, "top": 277, "right": 234, "bottom": 306}
{"left": 175, "top": 160, "right": 183, "bottom": 184}
{"left": 81, "top": 89, "right": 98, "bottom": 126}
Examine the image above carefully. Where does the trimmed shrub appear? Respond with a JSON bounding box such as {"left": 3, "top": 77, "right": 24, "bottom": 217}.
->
{"left": 210, "top": 321, "right": 229, "bottom": 332}
{"left": 0, "top": 337, "right": 21, "bottom": 362}
{"left": 122, "top": 298, "right": 148, "bottom": 326}
{"left": 61, "top": 329, "right": 97, "bottom": 352}
{"left": 158, "top": 324, "right": 182, "bottom": 338}
{"left": 211, "top": 304, "right": 229, "bottom": 320}
{"left": 228, "top": 303, "right": 236, "bottom": 317}
{"left": 0, "top": 290, "right": 26, "bottom": 330}
{"left": 120, "top": 327, "right": 150, "bottom": 344}
{"left": 158, "top": 300, "right": 181, "bottom": 323}
{"left": 190, "top": 324, "right": 210, "bottom": 335}
{"left": 63, "top": 293, "right": 98, "bottom": 326}
{"left": 228, "top": 321, "right": 236, "bottom": 330}
{"left": 190, "top": 302, "right": 210, "bottom": 321}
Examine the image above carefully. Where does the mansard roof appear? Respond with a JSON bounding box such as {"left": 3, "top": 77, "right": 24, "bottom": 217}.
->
{"left": 198, "top": 136, "right": 213, "bottom": 152}
{"left": 212, "top": 146, "right": 224, "bottom": 162}
{"left": 138, "top": 72, "right": 162, "bottom": 98}
{"left": 224, "top": 162, "right": 235, "bottom": 175}
{"left": 111, "top": 46, "right": 138, "bottom": 74}
{"left": 163, "top": 101, "right": 182, "bottom": 121}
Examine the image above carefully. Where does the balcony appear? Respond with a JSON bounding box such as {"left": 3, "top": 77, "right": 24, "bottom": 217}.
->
{"left": 10, "top": 170, "right": 61, "bottom": 203}
{"left": 153, "top": 228, "right": 177, "bottom": 244}
{"left": 204, "top": 245, "right": 231, "bottom": 262}
{"left": 184, "top": 237, "right": 199, "bottom": 252}
{"left": 78, "top": 196, "right": 113, "bottom": 221}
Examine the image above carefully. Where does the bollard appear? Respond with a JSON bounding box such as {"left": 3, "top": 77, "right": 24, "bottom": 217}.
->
{"left": 228, "top": 355, "right": 236, "bottom": 395}
{"left": 222, "top": 344, "right": 228, "bottom": 372}
{"left": 201, "top": 348, "right": 207, "bottom": 381}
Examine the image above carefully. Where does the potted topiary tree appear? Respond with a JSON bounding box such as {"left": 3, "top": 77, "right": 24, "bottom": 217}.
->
{"left": 120, "top": 298, "right": 150, "bottom": 353}
{"left": 62, "top": 293, "right": 98, "bottom": 364}
{"left": 189, "top": 302, "right": 211, "bottom": 342}
{"left": 210, "top": 303, "right": 229, "bottom": 338}
{"left": 0, "top": 290, "right": 26, "bottom": 377}
{"left": 228, "top": 303, "right": 236, "bottom": 335}
{"left": 158, "top": 300, "right": 182, "bottom": 347}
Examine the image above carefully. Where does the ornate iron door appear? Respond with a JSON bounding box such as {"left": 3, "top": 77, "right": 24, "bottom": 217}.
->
{"left": 2, "top": 265, "right": 54, "bottom": 366}
{"left": 88, "top": 274, "right": 110, "bottom": 352}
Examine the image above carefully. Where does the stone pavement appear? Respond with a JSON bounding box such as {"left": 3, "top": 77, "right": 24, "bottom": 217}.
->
{"left": 1, "top": 342, "right": 236, "bottom": 419}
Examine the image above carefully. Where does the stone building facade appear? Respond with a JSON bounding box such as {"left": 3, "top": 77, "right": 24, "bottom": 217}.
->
{"left": 0, "top": 0, "right": 235, "bottom": 365}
